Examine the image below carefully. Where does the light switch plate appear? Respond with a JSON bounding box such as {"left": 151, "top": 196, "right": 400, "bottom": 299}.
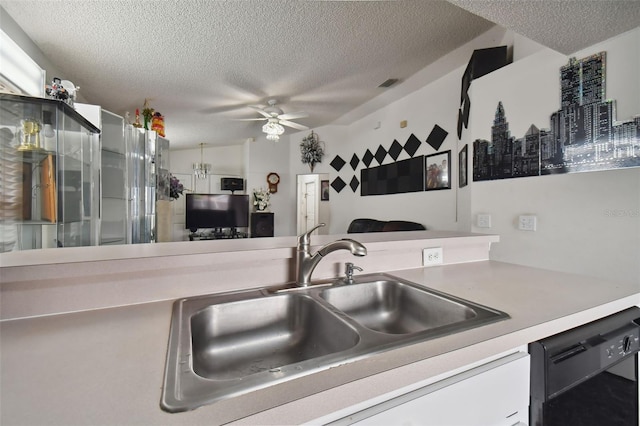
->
{"left": 477, "top": 214, "right": 491, "bottom": 228}
{"left": 518, "top": 215, "right": 537, "bottom": 231}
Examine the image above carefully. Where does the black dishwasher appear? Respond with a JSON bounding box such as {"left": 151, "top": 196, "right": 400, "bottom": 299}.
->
{"left": 530, "top": 306, "right": 640, "bottom": 426}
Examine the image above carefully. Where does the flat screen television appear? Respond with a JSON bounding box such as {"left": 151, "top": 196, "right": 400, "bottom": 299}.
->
{"left": 185, "top": 193, "right": 249, "bottom": 230}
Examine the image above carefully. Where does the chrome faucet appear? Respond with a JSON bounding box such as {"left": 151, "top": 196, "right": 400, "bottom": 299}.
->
{"left": 296, "top": 223, "right": 367, "bottom": 287}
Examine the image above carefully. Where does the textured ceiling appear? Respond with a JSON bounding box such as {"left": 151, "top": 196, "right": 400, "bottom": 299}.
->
{"left": 1, "top": 1, "right": 638, "bottom": 149}
{"left": 450, "top": 0, "right": 640, "bottom": 55}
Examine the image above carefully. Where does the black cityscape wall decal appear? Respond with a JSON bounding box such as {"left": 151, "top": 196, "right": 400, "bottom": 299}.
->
{"left": 473, "top": 51, "right": 640, "bottom": 182}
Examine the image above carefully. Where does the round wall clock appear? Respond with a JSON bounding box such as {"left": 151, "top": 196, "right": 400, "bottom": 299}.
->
{"left": 267, "top": 172, "right": 280, "bottom": 193}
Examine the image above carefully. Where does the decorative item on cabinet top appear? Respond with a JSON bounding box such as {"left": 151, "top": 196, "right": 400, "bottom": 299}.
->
{"left": 45, "top": 77, "right": 79, "bottom": 108}
{"left": 141, "top": 98, "right": 154, "bottom": 131}
{"left": 151, "top": 112, "right": 165, "bottom": 137}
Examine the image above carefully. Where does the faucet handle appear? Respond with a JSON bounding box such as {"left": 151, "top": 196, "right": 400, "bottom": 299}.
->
{"left": 344, "top": 262, "right": 363, "bottom": 284}
{"left": 298, "top": 223, "right": 326, "bottom": 247}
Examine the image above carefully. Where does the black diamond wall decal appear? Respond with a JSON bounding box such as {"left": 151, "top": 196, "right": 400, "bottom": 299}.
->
{"left": 426, "top": 124, "right": 449, "bottom": 151}
{"left": 350, "top": 176, "right": 359, "bottom": 192}
{"left": 350, "top": 153, "right": 360, "bottom": 170}
{"left": 331, "top": 177, "right": 346, "bottom": 193}
{"left": 404, "top": 134, "right": 421, "bottom": 157}
{"left": 362, "top": 149, "right": 374, "bottom": 167}
{"left": 388, "top": 140, "right": 403, "bottom": 160}
{"left": 330, "top": 155, "right": 346, "bottom": 172}
{"left": 374, "top": 145, "right": 387, "bottom": 164}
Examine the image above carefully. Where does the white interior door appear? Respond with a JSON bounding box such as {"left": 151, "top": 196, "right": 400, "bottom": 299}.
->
{"left": 297, "top": 174, "right": 320, "bottom": 234}
{"left": 304, "top": 181, "right": 317, "bottom": 231}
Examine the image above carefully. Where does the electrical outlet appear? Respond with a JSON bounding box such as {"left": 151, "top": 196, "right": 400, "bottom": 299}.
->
{"left": 477, "top": 214, "right": 492, "bottom": 228}
{"left": 519, "top": 215, "right": 537, "bottom": 231}
{"left": 423, "top": 247, "right": 443, "bottom": 266}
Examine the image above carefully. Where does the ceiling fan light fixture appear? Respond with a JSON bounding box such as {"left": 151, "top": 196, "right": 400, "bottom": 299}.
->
{"left": 193, "top": 143, "right": 212, "bottom": 179}
{"left": 262, "top": 120, "right": 285, "bottom": 138}
{"left": 266, "top": 133, "right": 280, "bottom": 141}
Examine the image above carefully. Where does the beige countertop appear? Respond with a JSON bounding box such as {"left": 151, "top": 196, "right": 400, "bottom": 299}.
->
{"left": 1, "top": 260, "right": 639, "bottom": 425}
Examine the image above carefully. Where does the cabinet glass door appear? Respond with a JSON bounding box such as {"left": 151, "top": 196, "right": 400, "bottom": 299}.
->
{"left": 100, "top": 110, "right": 127, "bottom": 245}
{"left": 0, "top": 93, "right": 100, "bottom": 251}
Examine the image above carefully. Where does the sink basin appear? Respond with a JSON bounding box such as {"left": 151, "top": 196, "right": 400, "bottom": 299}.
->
{"left": 190, "top": 294, "right": 359, "bottom": 380}
{"left": 319, "top": 280, "right": 476, "bottom": 334}
{"left": 161, "top": 274, "right": 509, "bottom": 413}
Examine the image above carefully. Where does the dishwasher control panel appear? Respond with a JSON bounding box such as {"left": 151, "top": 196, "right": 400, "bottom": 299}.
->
{"left": 600, "top": 323, "right": 640, "bottom": 366}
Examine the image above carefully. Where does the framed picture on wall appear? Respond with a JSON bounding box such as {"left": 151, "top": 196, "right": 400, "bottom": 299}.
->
{"left": 425, "top": 150, "right": 451, "bottom": 191}
{"left": 321, "top": 180, "right": 330, "bottom": 201}
{"left": 459, "top": 145, "right": 468, "bottom": 188}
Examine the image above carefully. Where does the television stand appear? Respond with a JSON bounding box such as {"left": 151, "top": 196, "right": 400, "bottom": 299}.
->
{"left": 188, "top": 228, "right": 247, "bottom": 241}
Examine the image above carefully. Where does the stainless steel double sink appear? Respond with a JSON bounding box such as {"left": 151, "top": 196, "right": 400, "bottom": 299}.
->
{"left": 161, "top": 274, "right": 509, "bottom": 412}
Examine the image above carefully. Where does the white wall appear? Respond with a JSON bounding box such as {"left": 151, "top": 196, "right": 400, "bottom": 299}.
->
{"left": 331, "top": 69, "right": 462, "bottom": 235}
{"left": 467, "top": 28, "right": 640, "bottom": 282}
{"left": 0, "top": 6, "right": 78, "bottom": 100}
{"left": 246, "top": 134, "right": 295, "bottom": 236}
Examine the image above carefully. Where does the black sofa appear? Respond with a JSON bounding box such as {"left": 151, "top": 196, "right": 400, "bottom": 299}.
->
{"left": 347, "top": 218, "right": 426, "bottom": 233}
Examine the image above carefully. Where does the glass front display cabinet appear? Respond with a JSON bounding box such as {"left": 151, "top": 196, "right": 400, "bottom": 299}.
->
{"left": 0, "top": 93, "right": 100, "bottom": 252}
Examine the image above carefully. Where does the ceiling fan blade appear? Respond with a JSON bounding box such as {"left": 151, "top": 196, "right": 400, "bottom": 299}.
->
{"left": 278, "top": 111, "right": 309, "bottom": 120}
{"left": 200, "top": 102, "right": 249, "bottom": 115}
{"left": 248, "top": 105, "right": 272, "bottom": 118}
{"left": 280, "top": 119, "right": 309, "bottom": 130}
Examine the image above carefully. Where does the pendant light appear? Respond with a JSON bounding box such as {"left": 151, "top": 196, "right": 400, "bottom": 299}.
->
{"left": 193, "top": 143, "right": 211, "bottom": 179}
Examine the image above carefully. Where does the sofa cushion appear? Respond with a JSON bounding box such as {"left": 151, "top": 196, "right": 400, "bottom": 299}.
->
{"left": 347, "top": 218, "right": 425, "bottom": 233}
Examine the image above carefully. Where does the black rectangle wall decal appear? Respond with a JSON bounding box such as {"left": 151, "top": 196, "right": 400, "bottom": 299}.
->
{"left": 361, "top": 156, "right": 424, "bottom": 196}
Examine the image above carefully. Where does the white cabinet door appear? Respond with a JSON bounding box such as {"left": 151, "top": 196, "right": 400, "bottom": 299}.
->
{"left": 329, "top": 352, "right": 529, "bottom": 426}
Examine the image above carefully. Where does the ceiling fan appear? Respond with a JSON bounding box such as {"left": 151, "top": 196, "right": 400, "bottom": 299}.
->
{"left": 239, "top": 99, "right": 309, "bottom": 140}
